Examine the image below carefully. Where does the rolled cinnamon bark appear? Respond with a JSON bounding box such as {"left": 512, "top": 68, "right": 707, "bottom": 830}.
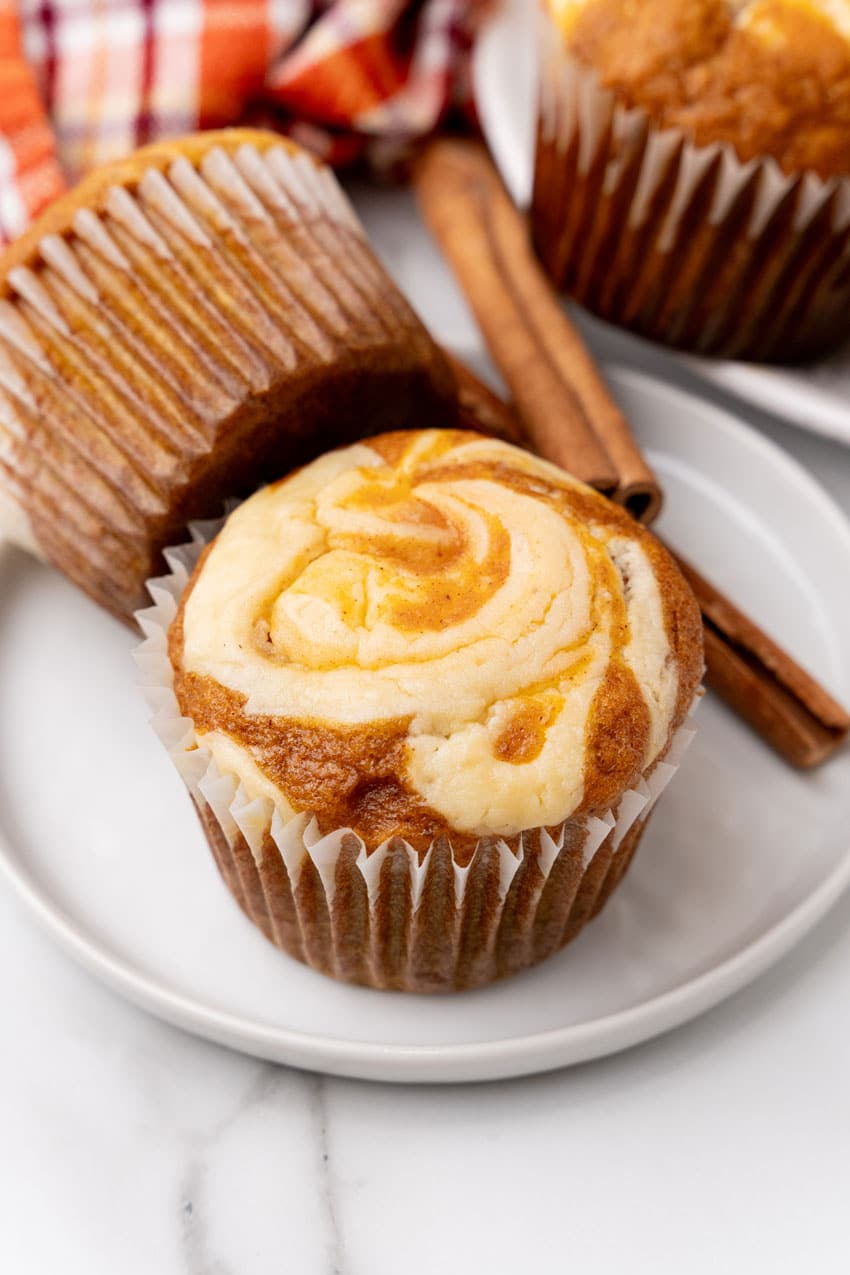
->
{"left": 415, "top": 140, "right": 618, "bottom": 495}
{"left": 415, "top": 139, "right": 662, "bottom": 521}
{"left": 673, "top": 555, "right": 850, "bottom": 768}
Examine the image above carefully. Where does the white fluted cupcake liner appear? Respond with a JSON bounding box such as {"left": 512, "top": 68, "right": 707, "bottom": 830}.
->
{"left": 532, "top": 11, "right": 850, "bottom": 362}
{"left": 134, "top": 516, "right": 699, "bottom": 993}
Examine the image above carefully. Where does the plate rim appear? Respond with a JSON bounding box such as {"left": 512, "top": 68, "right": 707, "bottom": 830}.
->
{"left": 2, "top": 366, "right": 850, "bottom": 1084}
{"left": 681, "top": 355, "right": 850, "bottom": 449}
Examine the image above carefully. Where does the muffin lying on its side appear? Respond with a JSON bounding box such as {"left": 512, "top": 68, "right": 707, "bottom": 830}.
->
{"left": 142, "top": 429, "right": 703, "bottom": 993}
{"left": 0, "top": 130, "right": 453, "bottom": 622}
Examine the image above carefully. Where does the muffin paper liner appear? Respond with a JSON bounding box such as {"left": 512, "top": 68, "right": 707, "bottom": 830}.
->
{"left": 532, "top": 10, "right": 850, "bottom": 362}
{"left": 0, "top": 133, "right": 450, "bottom": 622}
{"left": 135, "top": 517, "right": 699, "bottom": 993}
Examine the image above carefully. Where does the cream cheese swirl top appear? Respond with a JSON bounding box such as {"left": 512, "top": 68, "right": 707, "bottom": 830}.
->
{"left": 171, "top": 430, "right": 702, "bottom": 850}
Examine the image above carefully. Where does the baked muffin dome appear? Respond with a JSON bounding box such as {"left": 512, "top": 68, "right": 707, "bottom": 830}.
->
{"left": 170, "top": 429, "right": 703, "bottom": 854}
{"left": 552, "top": 0, "right": 850, "bottom": 179}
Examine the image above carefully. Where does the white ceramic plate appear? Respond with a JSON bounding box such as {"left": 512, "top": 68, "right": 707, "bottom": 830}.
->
{"left": 473, "top": 0, "right": 850, "bottom": 447}
{"left": 1, "top": 367, "right": 849, "bottom": 1083}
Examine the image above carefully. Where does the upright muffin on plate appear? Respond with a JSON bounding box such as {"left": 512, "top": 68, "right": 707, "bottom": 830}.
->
{"left": 139, "top": 429, "right": 703, "bottom": 993}
{"left": 533, "top": 0, "right": 850, "bottom": 361}
{"left": 0, "top": 130, "right": 453, "bottom": 622}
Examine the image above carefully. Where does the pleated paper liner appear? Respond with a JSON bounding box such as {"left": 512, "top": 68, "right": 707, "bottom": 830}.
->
{"left": 532, "top": 10, "right": 850, "bottom": 363}
{"left": 135, "top": 518, "right": 699, "bottom": 994}
{"left": 0, "top": 130, "right": 453, "bottom": 623}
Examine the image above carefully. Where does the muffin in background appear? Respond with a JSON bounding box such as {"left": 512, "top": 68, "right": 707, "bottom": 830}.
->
{"left": 534, "top": 0, "right": 850, "bottom": 362}
{"left": 0, "top": 130, "right": 453, "bottom": 623}
{"left": 139, "top": 429, "right": 703, "bottom": 993}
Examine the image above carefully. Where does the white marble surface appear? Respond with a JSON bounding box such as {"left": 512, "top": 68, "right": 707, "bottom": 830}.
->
{"left": 2, "top": 184, "right": 850, "bottom": 1273}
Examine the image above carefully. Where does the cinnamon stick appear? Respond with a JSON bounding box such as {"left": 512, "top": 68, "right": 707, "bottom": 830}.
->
{"left": 450, "top": 355, "right": 849, "bottom": 770}
{"left": 673, "top": 555, "right": 850, "bottom": 768}
{"left": 414, "top": 139, "right": 662, "bottom": 522}
{"left": 415, "top": 141, "right": 617, "bottom": 495}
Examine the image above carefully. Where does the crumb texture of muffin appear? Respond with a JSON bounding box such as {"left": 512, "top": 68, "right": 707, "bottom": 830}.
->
{"left": 552, "top": 0, "right": 850, "bottom": 178}
{"left": 0, "top": 130, "right": 452, "bottom": 622}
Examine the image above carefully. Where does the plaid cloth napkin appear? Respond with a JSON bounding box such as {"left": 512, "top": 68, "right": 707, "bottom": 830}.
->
{"left": 0, "top": 0, "right": 484, "bottom": 245}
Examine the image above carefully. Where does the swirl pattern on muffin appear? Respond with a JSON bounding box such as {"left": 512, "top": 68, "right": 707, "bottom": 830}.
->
{"left": 170, "top": 430, "right": 702, "bottom": 853}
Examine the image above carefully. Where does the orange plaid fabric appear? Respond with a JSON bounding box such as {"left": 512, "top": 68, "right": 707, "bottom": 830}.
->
{"left": 0, "top": 0, "right": 484, "bottom": 243}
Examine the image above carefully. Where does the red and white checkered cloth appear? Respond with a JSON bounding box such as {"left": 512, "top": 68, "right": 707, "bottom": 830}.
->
{"left": 0, "top": 0, "right": 485, "bottom": 244}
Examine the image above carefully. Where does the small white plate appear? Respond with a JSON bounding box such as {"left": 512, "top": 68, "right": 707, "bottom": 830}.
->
{"left": 473, "top": 0, "right": 850, "bottom": 447}
{"left": 1, "top": 367, "right": 849, "bottom": 1083}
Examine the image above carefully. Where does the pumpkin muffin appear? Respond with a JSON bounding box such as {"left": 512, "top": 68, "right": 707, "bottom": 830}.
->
{"left": 534, "top": 0, "right": 850, "bottom": 360}
{"left": 141, "top": 429, "right": 703, "bottom": 992}
{"left": 0, "top": 130, "right": 453, "bottom": 622}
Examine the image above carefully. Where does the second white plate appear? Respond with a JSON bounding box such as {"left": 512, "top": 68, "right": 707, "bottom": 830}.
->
{"left": 1, "top": 368, "right": 849, "bottom": 1083}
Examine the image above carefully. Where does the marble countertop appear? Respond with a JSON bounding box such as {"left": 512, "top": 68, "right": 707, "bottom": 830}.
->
{"left": 3, "top": 185, "right": 850, "bottom": 1275}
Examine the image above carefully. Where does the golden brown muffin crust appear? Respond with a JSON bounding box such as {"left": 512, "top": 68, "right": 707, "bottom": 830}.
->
{"left": 562, "top": 0, "right": 850, "bottom": 178}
